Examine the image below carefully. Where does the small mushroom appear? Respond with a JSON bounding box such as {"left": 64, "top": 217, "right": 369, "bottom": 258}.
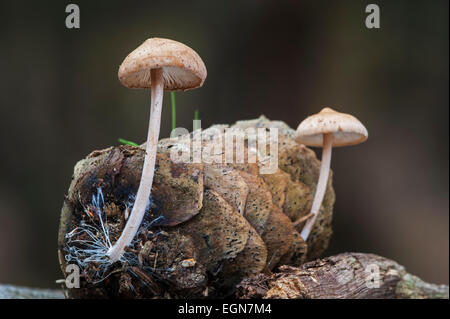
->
{"left": 107, "top": 38, "right": 207, "bottom": 262}
{"left": 294, "top": 107, "right": 368, "bottom": 240}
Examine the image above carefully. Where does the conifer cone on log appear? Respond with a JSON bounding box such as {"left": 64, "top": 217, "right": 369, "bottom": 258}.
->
{"left": 58, "top": 116, "right": 334, "bottom": 298}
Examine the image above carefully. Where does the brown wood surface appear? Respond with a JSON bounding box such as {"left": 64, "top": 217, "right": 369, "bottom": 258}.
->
{"left": 1, "top": 252, "right": 447, "bottom": 299}
{"left": 236, "top": 252, "right": 449, "bottom": 299}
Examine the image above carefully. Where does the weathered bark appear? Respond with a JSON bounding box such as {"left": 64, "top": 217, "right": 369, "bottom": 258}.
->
{"left": 0, "top": 284, "right": 64, "bottom": 299}
{"left": 236, "top": 252, "right": 449, "bottom": 299}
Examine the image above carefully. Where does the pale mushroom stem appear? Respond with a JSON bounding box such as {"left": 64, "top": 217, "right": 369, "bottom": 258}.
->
{"left": 300, "top": 133, "right": 334, "bottom": 241}
{"left": 107, "top": 68, "right": 164, "bottom": 262}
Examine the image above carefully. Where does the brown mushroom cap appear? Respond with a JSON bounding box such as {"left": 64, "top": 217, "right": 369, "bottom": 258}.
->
{"left": 118, "top": 38, "right": 207, "bottom": 91}
{"left": 295, "top": 107, "right": 368, "bottom": 147}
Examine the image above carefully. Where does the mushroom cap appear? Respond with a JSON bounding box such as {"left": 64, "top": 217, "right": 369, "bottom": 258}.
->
{"left": 295, "top": 107, "right": 368, "bottom": 147}
{"left": 118, "top": 38, "right": 207, "bottom": 91}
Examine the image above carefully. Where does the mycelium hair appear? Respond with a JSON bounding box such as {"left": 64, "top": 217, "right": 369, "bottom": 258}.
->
{"left": 64, "top": 187, "right": 164, "bottom": 283}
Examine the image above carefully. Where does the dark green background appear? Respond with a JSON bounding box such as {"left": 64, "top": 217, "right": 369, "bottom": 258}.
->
{"left": 0, "top": 0, "right": 448, "bottom": 288}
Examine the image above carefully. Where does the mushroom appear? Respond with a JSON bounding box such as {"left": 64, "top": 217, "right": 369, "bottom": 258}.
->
{"left": 107, "top": 38, "right": 207, "bottom": 262}
{"left": 294, "top": 107, "right": 368, "bottom": 240}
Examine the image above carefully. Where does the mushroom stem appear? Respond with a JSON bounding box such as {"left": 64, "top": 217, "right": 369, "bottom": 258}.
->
{"left": 107, "top": 68, "right": 164, "bottom": 262}
{"left": 300, "top": 133, "right": 333, "bottom": 241}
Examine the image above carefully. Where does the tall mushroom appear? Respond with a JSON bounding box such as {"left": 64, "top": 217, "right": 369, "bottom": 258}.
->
{"left": 107, "top": 38, "right": 207, "bottom": 262}
{"left": 294, "top": 107, "right": 368, "bottom": 240}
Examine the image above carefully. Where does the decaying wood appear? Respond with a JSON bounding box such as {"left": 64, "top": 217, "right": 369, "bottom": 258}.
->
{"left": 1, "top": 252, "right": 447, "bottom": 299}
{"left": 0, "top": 284, "right": 64, "bottom": 299}
{"left": 236, "top": 252, "right": 449, "bottom": 299}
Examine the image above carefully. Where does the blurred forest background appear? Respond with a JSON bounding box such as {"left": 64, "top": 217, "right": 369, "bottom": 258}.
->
{"left": 0, "top": 0, "right": 448, "bottom": 288}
